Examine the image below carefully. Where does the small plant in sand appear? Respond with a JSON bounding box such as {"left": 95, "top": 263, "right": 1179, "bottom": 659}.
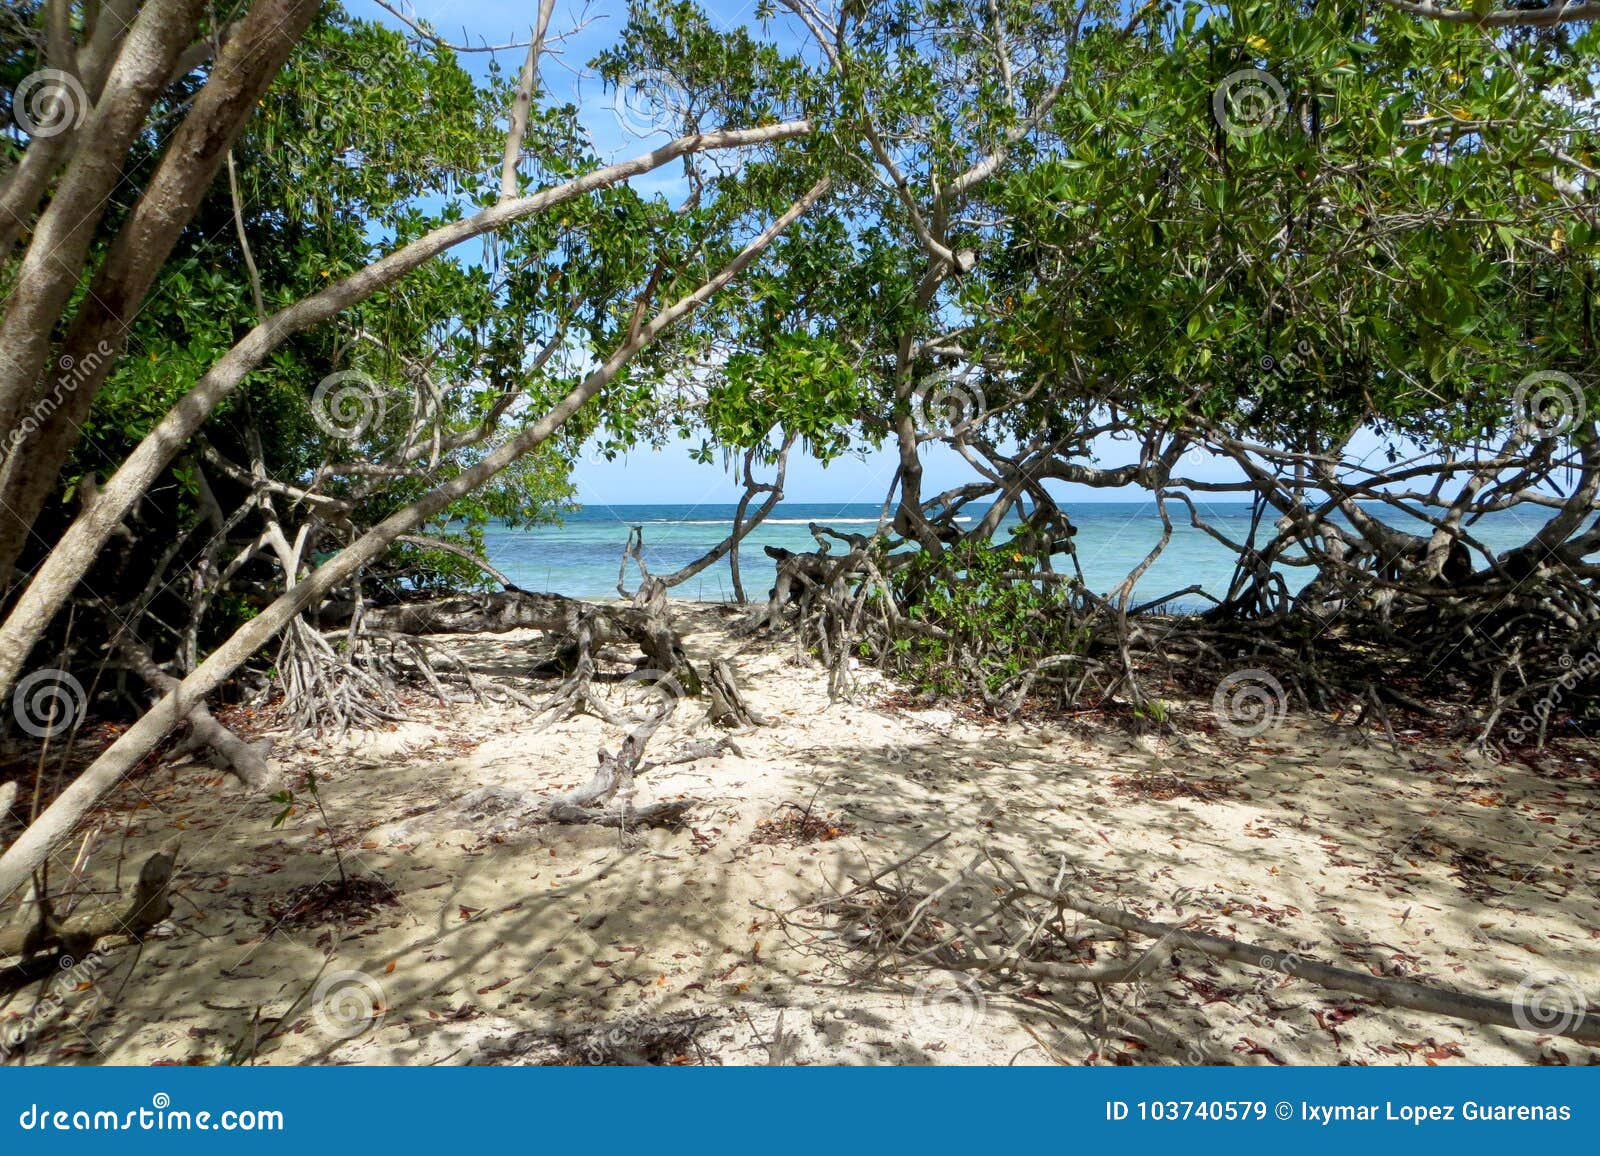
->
{"left": 270, "top": 769, "right": 348, "bottom": 886}
{"left": 265, "top": 771, "right": 399, "bottom": 931}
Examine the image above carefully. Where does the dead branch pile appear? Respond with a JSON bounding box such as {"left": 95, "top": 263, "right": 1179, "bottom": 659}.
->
{"left": 781, "top": 836, "right": 1600, "bottom": 1058}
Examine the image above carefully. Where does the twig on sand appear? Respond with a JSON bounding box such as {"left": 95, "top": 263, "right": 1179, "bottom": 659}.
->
{"left": 781, "top": 836, "right": 1600, "bottom": 1051}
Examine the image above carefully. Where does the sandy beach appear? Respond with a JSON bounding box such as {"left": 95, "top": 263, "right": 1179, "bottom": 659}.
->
{"left": 4, "top": 603, "right": 1594, "bottom": 1067}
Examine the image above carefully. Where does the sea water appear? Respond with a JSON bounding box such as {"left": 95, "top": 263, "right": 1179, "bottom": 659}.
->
{"left": 480, "top": 501, "right": 1558, "bottom": 606}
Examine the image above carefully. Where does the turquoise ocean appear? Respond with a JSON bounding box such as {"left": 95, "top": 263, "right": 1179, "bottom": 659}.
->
{"left": 481, "top": 501, "right": 1554, "bottom": 608}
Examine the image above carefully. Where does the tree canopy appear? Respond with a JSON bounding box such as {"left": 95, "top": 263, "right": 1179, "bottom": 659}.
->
{"left": 0, "top": 0, "right": 1597, "bottom": 901}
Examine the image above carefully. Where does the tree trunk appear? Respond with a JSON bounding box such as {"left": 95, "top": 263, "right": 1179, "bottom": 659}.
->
{"left": 0, "top": 0, "right": 207, "bottom": 449}
{"left": 0, "top": 122, "right": 813, "bottom": 709}
{"left": 0, "top": 181, "right": 828, "bottom": 902}
{"left": 0, "top": 842, "right": 177, "bottom": 972}
{"left": 0, "top": 0, "right": 325, "bottom": 586}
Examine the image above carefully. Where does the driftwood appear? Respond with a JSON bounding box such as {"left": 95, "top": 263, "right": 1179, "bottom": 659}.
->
{"left": 355, "top": 589, "right": 591, "bottom": 636}
{"left": 545, "top": 798, "right": 697, "bottom": 829}
{"left": 357, "top": 589, "right": 682, "bottom": 660}
{"left": 365, "top": 695, "right": 713, "bottom": 845}
{"left": 119, "top": 641, "right": 275, "bottom": 790}
{"left": 354, "top": 589, "right": 776, "bottom": 742}
{"left": 358, "top": 589, "right": 703, "bottom": 707}
{"left": 539, "top": 724, "right": 662, "bottom": 824}
{"left": 702, "top": 658, "right": 767, "bottom": 728}
{"left": 1048, "top": 886, "right": 1600, "bottom": 1045}
{"left": 797, "top": 840, "right": 1600, "bottom": 1052}
{"left": 1, "top": 843, "right": 178, "bottom": 991}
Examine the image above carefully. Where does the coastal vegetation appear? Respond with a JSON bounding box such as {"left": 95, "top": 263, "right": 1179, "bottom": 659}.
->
{"left": 0, "top": 0, "right": 1596, "bottom": 1063}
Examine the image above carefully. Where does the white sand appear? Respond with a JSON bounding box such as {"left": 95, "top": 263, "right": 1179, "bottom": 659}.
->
{"left": 4, "top": 604, "right": 1596, "bottom": 1065}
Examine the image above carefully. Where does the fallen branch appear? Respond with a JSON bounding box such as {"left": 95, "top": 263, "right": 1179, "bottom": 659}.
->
{"left": 1043, "top": 887, "right": 1600, "bottom": 1046}
{"left": 119, "top": 641, "right": 276, "bottom": 790}
{"left": 543, "top": 798, "right": 698, "bottom": 829}
{"left": 811, "top": 840, "right": 1600, "bottom": 1051}
{"left": 365, "top": 695, "right": 710, "bottom": 844}
{"left": 1, "top": 842, "right": 178, "bottom": 985}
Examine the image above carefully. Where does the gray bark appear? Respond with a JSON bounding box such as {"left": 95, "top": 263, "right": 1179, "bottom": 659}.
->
{"left": 0, "top": 180, "right": 829, "bottom": 902}
{"left": 0, "top": 121, "right": 813, "bottom": 709}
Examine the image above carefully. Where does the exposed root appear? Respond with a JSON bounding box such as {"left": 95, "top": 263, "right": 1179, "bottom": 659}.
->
{"left": 701, "top": 658, "right": 766, "bottom": 729}
{"left": 271, "top": 616, "right": 406, "bottom": 738}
